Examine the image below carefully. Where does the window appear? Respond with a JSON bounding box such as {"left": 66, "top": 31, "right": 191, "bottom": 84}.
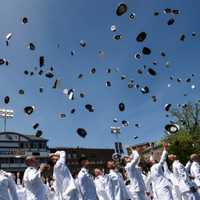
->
{"left": 72, "top": 153, "right": 77, "bottom": 159}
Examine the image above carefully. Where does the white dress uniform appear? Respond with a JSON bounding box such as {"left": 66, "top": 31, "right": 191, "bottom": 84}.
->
{"left": 172, "top": 160, "right": 199, "bottom": 200}
{"left": 94, "top": 175, "right": 109, "bottom": 200}
{"left": 23, "top": 167, "right": 47, "bottom": 200}
{"left": 105, "top": 169, "right": 130, "bottom": 200}
{"left": 77, "top": 167, "right": 98, "bottom": 200}
{"left": 16, "top": 184, "right": 27, "bottom": 200}
{"left": 53, "top": 151, "right": 78, "bottom": 200}
{"left": 190, "top": 161, "right": 200, "bottom": 192}
{"left": 150, "top": 150, "right": 173, "bottom": 200}
{"left": 0, "top": 170, "right": 19, "bottom": 200}
{"left": 125, "top": 150, "right": 146, "bottom": 200}
{"left": 163, "top": 161, "right": 181, "bottom": 200}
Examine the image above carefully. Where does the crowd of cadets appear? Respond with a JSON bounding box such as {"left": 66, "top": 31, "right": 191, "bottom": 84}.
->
{"left": 0, "top": 143, "right": 200, "bottom": 200}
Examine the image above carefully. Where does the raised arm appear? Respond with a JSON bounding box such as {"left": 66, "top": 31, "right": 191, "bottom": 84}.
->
{"left": 129, "top": 149, "right": 140, "bottom": 167}
{"left": 8, "top": 175, "right": 19, "bottom": 200}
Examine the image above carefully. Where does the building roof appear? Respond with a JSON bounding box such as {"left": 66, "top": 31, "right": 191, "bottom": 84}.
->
{"left": 0, "top": 132, "right": 48, "bottom": 142}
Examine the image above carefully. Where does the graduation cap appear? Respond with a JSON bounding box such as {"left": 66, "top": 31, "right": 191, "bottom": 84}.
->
{"left": 165, "top": 104, "right": 172, "bottom": 111}
{"left": 45, "top": 71, "right": 54, "bottom": 78}
{"left": 172, "top": 9, "right": 180, "bottom": 15}
{"left": 128, "top": 81, "right": 134, "bottom": 88}
{"left": 18, "top": 89, "right": 25, "bottom": 95}
{"left": 148, "top": 68, "right": 157, "bottom": 76}
{"left": 140, "top": 86, "right": 149, "bottom": 94}
{"left": 163, "top": 8, "right": 172, "bottom": 14}
{"left": 136, "top": 32, "right": 147, "bottom": 42}
{"left": 80, "top": 93, "right": 85, "bottom": 98}
{"left": 33, "top": 123, "right": 39, "bottom": 129}
{"left": 38, "top": 87, "right": 43, "bottom": 93}
{"left": 70, "top": 109, "right": 76, "bottom": 114}
{"left": 152, "top": 96, "right": 157, "bottom": 102}
{"left": 119, "top": 102, "right": 125, "bottom": 111}
{"left": 106, "top": 68, "right": 112, "bottom": 74}
{"left": 60, "top": 113, "right": 66, "bottom": 118}
{"left": 142, "top": 47, "right": 151, "bottom": 55}
{"left": 78, "top": 74, "right": 84, "bottom": 79}
{"left": 134, "top": 53, "right": 142, "bottom": 60}
{"left": 180, "top": 34, "right": 186, "bottom": 41}
{"left": 111, "top": 126, "right": 121, "bottom": 134}
{"left": 4, "top": 96, "right": 10, "bottom": 104}
{"left": 22, "top": 17, "right": 28, "bottom": 24}
{"left": 85, "top": 104, "right": 94, "bottom": 112}
{"left": 110, "top": 25, "right": 117, "bottom": 32}
{"left": 39, "top": 56, "right": 44, "bottom": 67}
{"left": 154, "top": 12, "right": 159, "bottom": 16}
{"left": 64, "top": 88, "right": 75, "bottom": 100}
{"left": 80, "top": 40, "right": 86, "bottom": 47}
{"left": 38, "top": 70, "right": 44, "bottom": 75}
{"left": 165, "top": 124, "right": 179, "bottom": 134}
{"left": 24, "top": 106, "right": 35, "bottom": 115}
{"left": 0, "top": 58, "right": 6, "bottom": 65}
{"left": 192, "top": 32, "right": 197, "bottom": 37}
{"left": 113, "top": 34, "right": 123, "bottom": 40}
{"left": 129, "top": 13, "right": 135, "bottom": 20}
{"left": 167, "top": 18, "right": 175, "bottom": 25}
{"left": 28, "top": 43, "right": 36, "bottom": 50}
{"left": 135, "top": 123, "right": 140, "bottom": 128}
{"left": 6, "top": 33, "right": 12, "bottom": 41}
{"left": 70, "top": 50, "right": 75, "bottom": 56}
{"left": 134, "top": 136, "right": 139, "bottom": 139}
{"left": 122, "top": 120, "right": 129, "bottom": 127}
{"left": 90, "top": 68, "right": 96, "bottom": 74}
{"left": 113, "top": 118, "right": 118, "bottom": 123}
{"left": 161, "top": 52, "right": 166, "bottom": 57}
{"left": 116, "top": 3, "right": 128, "bottom": 16}
{"left": 106, "top": 81, "right": 112, "bottom": 87}
{"left": 52, "top": 79, "right": 60, "bottom": 89}
{"left": 77, "top": 128, "right": 87, "bottom": 138}
{"left": 35, "top": 130, "right": 42, "bottom": 137}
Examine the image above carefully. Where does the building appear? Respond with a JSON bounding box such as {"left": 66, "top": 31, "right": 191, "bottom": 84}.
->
{"left": 127, "top": 141, "right": 162, "bottom": 161}
{"left": 0, "top": 131, "right": 115, "bottom": 176}
{"left": 50, "top": 147, "right": 115, "bottom": 174}
{"left": 0, "top": 132, "right": 49, "bottom": 172}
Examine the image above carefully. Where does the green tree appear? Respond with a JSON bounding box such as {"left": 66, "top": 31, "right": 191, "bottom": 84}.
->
{"left": 164, "top": 101, "right": 200, "bottom": 164}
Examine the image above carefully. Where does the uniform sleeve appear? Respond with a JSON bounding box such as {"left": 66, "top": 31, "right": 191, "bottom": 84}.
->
{"left": 158, "top": 150, "right": 168, "bottom": 167}
{"left": 26, "top": 168, "right": 41, "bottom": 183}
{"left": 191, "top": 163, "right": 200, "bottom": 178}
{"left": 8, "top": 176, "right": 19, "bottom": 200}
{"left": 129, "top": 150, "right": 140, "bottom": 167}
{"left": 185, "top": 161, "right": 192, "bottom": 174}
{"left": 104, "top": 175, "right": 114, "bottom": 200}
{"left": 55, "top": 151, "right": 66, "bottom": 168}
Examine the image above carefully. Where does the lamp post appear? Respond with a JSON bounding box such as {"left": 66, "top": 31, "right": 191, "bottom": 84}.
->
{"left": 0, "top": 109, "right": 14, "bottom": 132}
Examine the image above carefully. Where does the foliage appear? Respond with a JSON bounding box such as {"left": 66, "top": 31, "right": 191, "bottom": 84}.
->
{"left": 164, "top": 101, "right": 200, "bottom": 164}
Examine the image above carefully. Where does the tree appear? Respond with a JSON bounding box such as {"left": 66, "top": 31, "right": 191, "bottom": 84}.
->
{"left": 170, "top": 101, "right": 200, "bottom": 134}
{"left": 164, "top": 101, "right": 200, "bottom": 164}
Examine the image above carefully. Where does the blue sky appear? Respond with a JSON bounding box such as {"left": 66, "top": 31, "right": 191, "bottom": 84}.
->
{"left": 0, "top": 0, "right": 200, "bottom": 149}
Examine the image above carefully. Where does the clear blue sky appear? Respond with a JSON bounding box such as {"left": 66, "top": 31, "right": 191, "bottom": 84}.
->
{"left": 0, "top": 0, "right": 199, "bottom": 149}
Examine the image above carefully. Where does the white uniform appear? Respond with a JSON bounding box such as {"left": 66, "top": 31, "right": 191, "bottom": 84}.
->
{"left": 125, "top": 150, "right": 146, "bottom": 200}
{"left": 172, "top": 160, "right": 199, "bottom": 200}
{"left": 105, "top": 169, "right": 130, "bottom": 200}
{"left": 150, "top": 150, "right": 173, "bottom": 200}
{"left": 190, "top": 161, "right": 200, "bottom": 189}
{"left": 94, "top": 175, "right": 109, "bottom": 200}
{"left": 77, "top": 167, "right": 98, "bottom": 200}
{"left": 0, "top": 170, "right": 19, "bottom": 200}
{"left": 163, "top": 161, "right": 181, "bottom": 200}
{"left": 23, "top": 167, "right": 47, "bottom": 200}
{"left": 53, "top": 151, "right": 78, "bottom": 200}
